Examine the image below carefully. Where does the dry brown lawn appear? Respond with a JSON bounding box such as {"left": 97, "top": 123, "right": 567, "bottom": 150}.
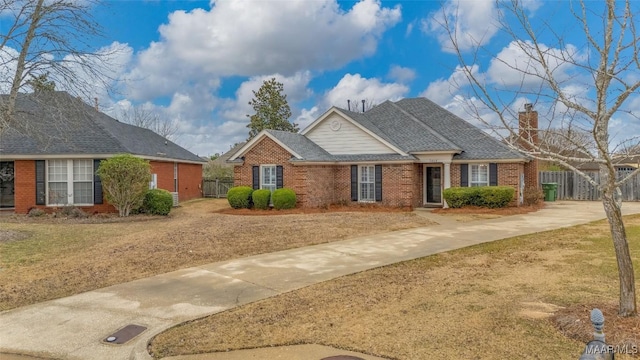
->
{"left": 0, "top": 199, "right": 434, "bottom": 310}
{"left": 149, "top": 214, "right": 640, "bottom": 360}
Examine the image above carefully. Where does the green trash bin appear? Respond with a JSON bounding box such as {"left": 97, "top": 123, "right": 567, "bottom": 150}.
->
{"left": 542, "top": 183, "right": 558, "bottom": 201}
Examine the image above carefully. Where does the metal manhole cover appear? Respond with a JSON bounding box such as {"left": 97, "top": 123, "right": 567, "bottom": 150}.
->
{"left": 321, "top": 356, "right": 365, "bottom": 360}
{"left": 103, "top": 324, "right": 147, "bottom": 345}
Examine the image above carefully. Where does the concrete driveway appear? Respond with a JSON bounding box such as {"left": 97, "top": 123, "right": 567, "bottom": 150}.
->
{"left": 1, "top": 201, "right": 639, "bottom": 360}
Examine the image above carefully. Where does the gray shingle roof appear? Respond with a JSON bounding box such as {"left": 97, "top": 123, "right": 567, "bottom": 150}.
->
{"left": 394, "top": 98, "right": 525, "bottom": 160}
{"left": 265, "top": 129, "right": 333, "bottom": 161}
{"left": 247, "top": 98, "right": 525, "bottom": 163}
{"left": 357, "top": 100, "right": 461, "bottom": 153}
{"left": 0, "top": 91, "right": 204, "bottom": 163}
{"left": 265, "top": 129, "right": 417, "bottom": 162}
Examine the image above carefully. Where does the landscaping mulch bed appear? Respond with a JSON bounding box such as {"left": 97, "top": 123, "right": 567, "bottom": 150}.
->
{"left": 552, "top": 302, "right": 639, "bottom": 357}
{"left": 216, "top": 203, "right": 412, "bottom": 215}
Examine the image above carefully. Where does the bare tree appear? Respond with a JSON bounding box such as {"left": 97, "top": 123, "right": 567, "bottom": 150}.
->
{"left": 0, "top": 0, "right": 119, "bottom": 133}
{"left": 439, "top": 0, "right": 639, "bottom": 316}
{"left": 117, "top": 105, "right": 179, "bottom": 140}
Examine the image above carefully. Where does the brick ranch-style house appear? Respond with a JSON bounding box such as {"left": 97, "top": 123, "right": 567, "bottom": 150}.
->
{"left": 229, "top": 97, "right": 539, "bottom": 208}
{"left": 0, "top": 91, "right": 205, "bottom": 214}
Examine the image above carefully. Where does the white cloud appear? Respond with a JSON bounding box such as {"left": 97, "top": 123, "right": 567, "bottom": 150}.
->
{"left": 423, "top": 0, "right": 499, "bottom": 53}
{"left": 485, "top": 41, "right": 586, "bottom": 89}
{"left": 423, "top": 0, "right": 543, "bottom": 53}
{"left": 387, "top": 65, "right": 416, "bottom": 83}
{"left": 220, "top": 71, "right": 313, "bottom": 124}
{"left": 150, "top": 71, "right": 315, "bottom": 154}
{"left": 0, "top": 46, "right": 19, "bottom": 93}
{"left": 296, "top": 106, "right": 321, "bottom": 130}
{"left": 405, "top": 21, "right": 414, "bottom": 37}
{"left": 126, "top": 0, "right": 400, "bottom": 100}
{"left": 419, "top": 65, "right": 478, "bottom": 105}
{"left": 322, "top": 73, "right": 409, "bottom": 109}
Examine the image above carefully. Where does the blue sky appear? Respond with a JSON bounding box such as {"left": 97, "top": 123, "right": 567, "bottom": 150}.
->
{"left": 5, "top": 0, "right": 640, "bottom": 157}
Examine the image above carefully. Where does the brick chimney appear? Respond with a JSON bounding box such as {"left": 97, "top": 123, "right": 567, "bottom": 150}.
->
{"left": 519, "top": 104, "right": 539, "bottom": 189}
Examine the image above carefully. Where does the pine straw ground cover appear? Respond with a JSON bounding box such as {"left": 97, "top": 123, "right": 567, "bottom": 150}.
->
{"left": 0, "top": 199, "right": 434, "bottom": 310}
{"left": 150, "top": 214, "right": 640, "bottom": 360}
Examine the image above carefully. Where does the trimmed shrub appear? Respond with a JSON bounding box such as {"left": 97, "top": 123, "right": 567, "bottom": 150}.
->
{"left": 227, "top": 186, "right": 254, "bottom": 209}
{"left": 142, "top": 189, "right": 173, "bottom": 215}
{"left": 443, "top": 186, "right": 514, "bottom": 208}
{"left": 252, "top": 189, "right": 271, "bottom": 210}
{"left": 97, "top": 154, "right": 151, "bottom": 217}
{"left": 477, "top": 186, "right": 515, "bottom": 208}
{"left": 443, "top": 187, "right": 480, "bottom": 208}
{"left": 272, "top": 188, "right": 296, "bottom": 210}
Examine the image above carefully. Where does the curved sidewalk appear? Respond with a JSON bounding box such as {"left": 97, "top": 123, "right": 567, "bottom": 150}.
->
{"left": 1, "top": 201, "right": 639, "bottom": 360}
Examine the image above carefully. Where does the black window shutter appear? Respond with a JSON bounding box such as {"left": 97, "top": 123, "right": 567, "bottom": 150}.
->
{"left": 276, "top": 165, "right": 283, "bottom": 188}
{"left": 35, "top": 160, "right": 46, "bottom": 205}
{"left": 375, "top": 165, "right": 382, "bottom": 202}
{"left": 460, "top": 164, "right": 469, "bottom": 187}
{"left": 252, "top": 166, "right": 260, "bottom": 190}
{"left": 93, "top": 159, "right": 104, "bottom": 204}
{"left": 350, "top": 165, "right": 358, "bottom": 201}
{"left": 489, "top": 163, "right": 498, "bottom": 186}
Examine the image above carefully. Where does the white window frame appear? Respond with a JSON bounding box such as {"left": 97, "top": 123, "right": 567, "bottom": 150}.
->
{"left": 469, "top": 164, "right": 489, "bottom": 187}
{"left": 358, "top": 165, "right": 375, "bottom": 202}
{"left": 149, "top": 174, "right": 158, "bottom": 189}
{"left": 46, "top": 159, "right": 94, "bottom": 206}
{"left": 260, "top": 165, "right": 277, "bottom": 192}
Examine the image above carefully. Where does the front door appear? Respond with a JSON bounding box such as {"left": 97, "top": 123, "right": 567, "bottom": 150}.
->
{"left": 425, "top": 165, "right": 442, "bottom": 205}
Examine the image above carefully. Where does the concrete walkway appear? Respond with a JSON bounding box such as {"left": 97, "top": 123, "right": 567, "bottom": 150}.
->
{"left": 1, "top": 201, "right": 639, "bottom": 360}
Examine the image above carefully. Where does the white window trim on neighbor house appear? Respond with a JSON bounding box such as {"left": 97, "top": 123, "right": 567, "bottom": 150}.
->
{"left": 358, "top": 165, "right": 375, "bottom": 202}
{"left": 470, "top": 164, "right": 489, "bottom": 187}
{"left": 47, "top": 159, "right": 93, "bottom": 206}
{"left": 149, "top": 173, "right": 158, "bottom": 189}
{"left": 260, "top": 164, "right": 277, "bottom": 192}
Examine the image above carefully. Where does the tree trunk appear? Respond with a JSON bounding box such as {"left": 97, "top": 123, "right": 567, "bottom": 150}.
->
{"left": 601, "top": 190, "right": 637, "bottom": 316}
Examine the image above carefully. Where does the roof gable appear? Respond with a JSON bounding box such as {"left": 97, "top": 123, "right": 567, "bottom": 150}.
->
{"left": 229, "top": 130, "right": 304, "bottom": 161}
{"left": 301, "top": 108, "right": 407, "bottom": 156}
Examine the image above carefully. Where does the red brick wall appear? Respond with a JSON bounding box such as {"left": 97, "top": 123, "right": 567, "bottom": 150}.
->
{"left": 14, "top": 160, "right": 116, "bottom": 214}
{"left": 149, "top": 161, "right": 203, "bottom": 202}
{"left": 234, "top": 137, "right": 297, "bottom": 190}
{"left": 150, "top": 161, "right": 175, "bottom": 192}
{"left": 380, "top": 164, "right": 414, "bottom": 207}
{"left": 412, "top": 164, "right": 424, "bottom": 208}
{"left": 12, "top": 158, "right": 201, "bottom": 214}
{"left": 449, "top": 162, "right": 524, "bottom": 206}
{"left": 298, "top": 165, "right": 335, "bottom": 207}
{"left": 177, "top": 163, "right": 203, "bottom": 201}
{"left": 450, "top": 164, "right": 461, "bottom": 187}
{"left": 233, "top": 137, "right": 529, "bottom": 208}
{"left": 497, "top": 163, "right": 523, "bottom": 206}
{"left": 14, "top": 160, "right": 36, "bottom": 214}
{"left": 333, "top": 166, "right": 351, "bottom": 204}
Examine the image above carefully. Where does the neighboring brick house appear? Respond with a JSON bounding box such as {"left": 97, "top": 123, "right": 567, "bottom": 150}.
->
{"left": 0, "top": 91, "right": 205, "bottom": 214}
{"left": 229, "top": 97, "right": 534, "bottom": 208}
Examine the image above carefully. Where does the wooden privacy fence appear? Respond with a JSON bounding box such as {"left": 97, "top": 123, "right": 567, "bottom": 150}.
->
{"left": 202, "top": 178, "right": 234, "bottom": 198}
{"left": 539, "top": 171, "right": 639, "bottom": 201}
